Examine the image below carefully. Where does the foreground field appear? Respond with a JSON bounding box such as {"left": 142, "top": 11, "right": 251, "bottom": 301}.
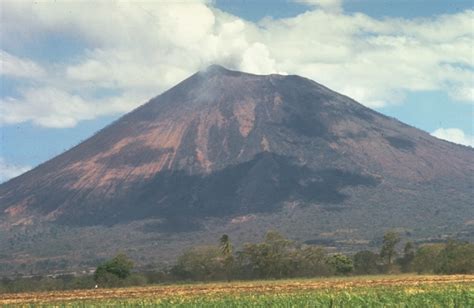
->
{"left": 1, "top": 275, "right": 473, "bottom": 307}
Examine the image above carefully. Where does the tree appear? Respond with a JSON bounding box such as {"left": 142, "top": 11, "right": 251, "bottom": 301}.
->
{"left": 171, "top": 246, "right": 223, "bottom": 281}
{"left": 327, "top": 254, "right": 353, "bottom": 275}
{"left": 237, "top": 231, "right": 293, "bottom": 279}
{"left": 413, "top": 244, "right": 444, "bottom": 274}
{"left": 94, "top": 253, "right": 134, "bottom": 285}
{"left": 435, "top": 240, "right": 474, "bottom": 274}
{"left": 380, "top": 231, "right": 400, "bottom": 269}
{"left": 353, "top": 250, "right": 379, "bottom": 275}
{"left": 293, "top": 245, "right": 332, "bottom": 277}
{"left": 219, "top": 234, "right": 234, "bottom": 280}
{"left": 262, "top": 231, "right": 294, "bottom": 278}
{"left": 220, "top": 234, "right": 233, "bottom": 256}
{"left": 398, "top": 242, "right": 415, "bottom": 272}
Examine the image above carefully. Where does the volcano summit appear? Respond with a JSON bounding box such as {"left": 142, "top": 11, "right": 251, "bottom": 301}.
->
{"left": 1, "top": 65, "right": 473, "bottom": 273}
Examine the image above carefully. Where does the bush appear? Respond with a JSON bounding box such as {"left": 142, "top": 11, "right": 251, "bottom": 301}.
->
{"left": 435, "top": 240, "right": 474, "bottom": 274}
{"left": 292, "top": 246, "right": 333, "bottom": 277}
{"left": 94, "top": 253, "right": 134, "bottom": 286}
{"left": 328, "top": 254, "right": 353, "bottom": 275}
{"left": 353, "top": 250, "right": 380, "bottom": 275}
{"left": 413, "top": 244, "right": 445, "bottom": 274}
{"left": 236, "top": 231, "right": 294, "bottom": 279}
{"left": 171, "top": 246, "right": 223, "bottom": 281}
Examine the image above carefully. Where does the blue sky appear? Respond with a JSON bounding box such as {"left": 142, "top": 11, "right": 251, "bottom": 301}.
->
{"left": 0, "top": 0, "right": 473, "bottom": 182}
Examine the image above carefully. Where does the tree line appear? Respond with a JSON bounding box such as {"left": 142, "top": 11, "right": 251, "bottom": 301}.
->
{"left": 1, "top": 230, "right": 473, "bottom": 292}
{"left": 165, "top": 231, "right": 473, "bottom": 282}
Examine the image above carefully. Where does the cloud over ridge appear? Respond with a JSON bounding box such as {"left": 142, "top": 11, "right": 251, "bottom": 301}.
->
{"left": 0, "top": 157, "right": 30, "bottom": 183}
{"left": 432, "top": 128, "right": 474, "bottom": 147}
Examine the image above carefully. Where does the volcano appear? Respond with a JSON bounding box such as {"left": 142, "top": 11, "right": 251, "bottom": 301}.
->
{"left": 1, "top": 65, "right": 473, "bottom": 274}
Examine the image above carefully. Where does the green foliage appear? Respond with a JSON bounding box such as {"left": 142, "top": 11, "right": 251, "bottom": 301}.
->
{"left": 380, "top": 231, "right": 400, "bottom": 268}
{"left": 398, "top": 242, "right": 415, "bottom": 273}
{"left": 237, "top": 231, "right": 294, "bottom": 279}
{"left": 2, "top": 231, "right": 473, "bottom": 293}
{"left": 94, "top": 253, "right": 134, "bottom": 285}
{"left": 169, "top": 232, "right": 474, "bottom": 282}
{"left": 413, "top": 241, "right": 474, "bottom": 274}
{"left": 219, "top": 234, "right": 234, "bottom": 280}
{"left": 413, "top": 244, "right": 444, "bottom": 274}
{"left": 219, "top": 234, "right": 232, "bottom": 257}
{"left": 292, "top": 245, "right": 332, "bottom": 277}
{"left": 0, "top": 275, "right": 95, "bottom": 293}
{"left": 174, "top": 231, "right": 346, "bottom": 281}
{"left": 353, "top": 250, "right": 380, "bottom": 275}
{"left": 327, "top": 254, "right": 354, "bottom": 275}
{"left": 435, "top": 240, "right": 474, "bottom": 274}
{"left": 171, "top": 246, "right": 223, "bottom": 281}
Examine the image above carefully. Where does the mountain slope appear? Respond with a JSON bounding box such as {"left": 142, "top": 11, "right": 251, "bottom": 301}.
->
{"left": 0, "top": 65, "right": 472, "bottom": 274}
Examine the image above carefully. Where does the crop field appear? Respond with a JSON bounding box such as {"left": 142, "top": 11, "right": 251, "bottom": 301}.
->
{"left": 1, "top": 275, "right": 473, "bottom": 307}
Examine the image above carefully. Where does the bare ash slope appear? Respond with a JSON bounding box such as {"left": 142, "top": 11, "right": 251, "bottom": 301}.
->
{"left": 0, "top": 65, "right": 473, "bottom": 268}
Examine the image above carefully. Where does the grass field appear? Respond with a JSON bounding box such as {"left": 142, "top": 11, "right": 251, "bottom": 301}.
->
{"left": 1, "top": 275, "right": 473, "bottom": 307}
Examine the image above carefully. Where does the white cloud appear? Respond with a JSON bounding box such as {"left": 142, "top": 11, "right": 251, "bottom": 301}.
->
{"left": 449, "top": 86, "right": 473, "bottom": 102}
{"left": 240, "top": 42, "right": 277, "bottom": 75}
{"left": 0, "top": 158, "right": 30, "bottom": 183}
{"left": 0, "top": 50, "right": 45, "bottom": 78}
{"left": 431, "top": 128, "right": 474, "bottom": 147}
{"left": 0, "top": 87, "right": 149, "bottom": 128}
{"left": 0, "top": 1, "right": 472, "bottom": 128}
